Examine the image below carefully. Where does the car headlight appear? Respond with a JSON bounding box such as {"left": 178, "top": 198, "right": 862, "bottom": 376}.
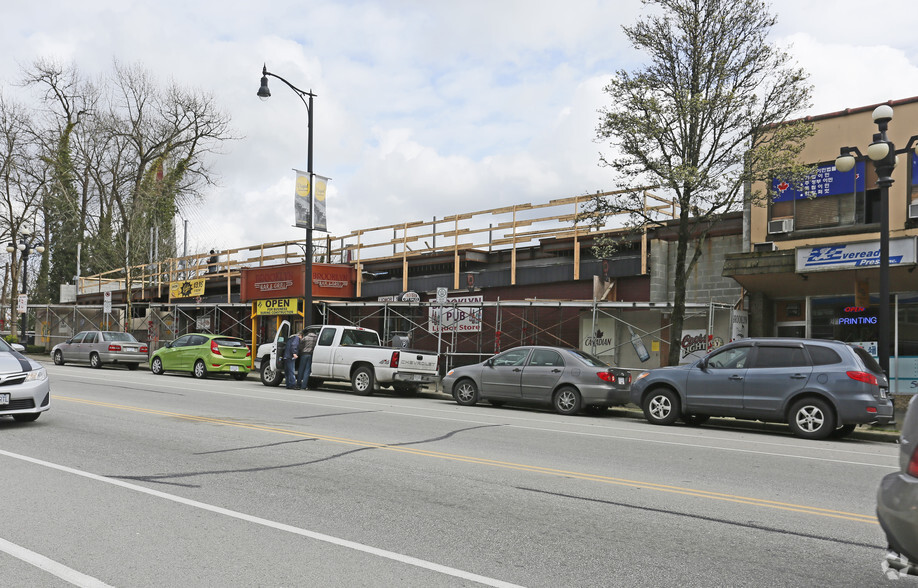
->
{"left": 635, "top": 371, "right": 651, "bottom": 381}
{"left": 25, "top": 367, "right": 48, "bottom": 382}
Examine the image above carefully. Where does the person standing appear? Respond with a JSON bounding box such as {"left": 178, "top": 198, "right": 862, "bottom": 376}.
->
{"left": 284, "top": 330, "right": 301, "bottom": 389}
{"left": 297, "top": 328, "right": 318, "bottom": 390}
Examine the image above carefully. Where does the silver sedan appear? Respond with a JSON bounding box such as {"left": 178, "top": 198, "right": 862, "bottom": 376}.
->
{"left": 0, "top": 338, "right": 50, "bottom": 422}
{"left": 442, "top": 346, "right": 631, "bottom": 415}
{"left": 52, "top": 330, "right": 148, "bottom": 370}
{"left": 878, "top": 395, "right": 918, "bottom": 578}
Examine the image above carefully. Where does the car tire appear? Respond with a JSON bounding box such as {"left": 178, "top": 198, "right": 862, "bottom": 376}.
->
{"left": 643, "top": 388, "right": 681, "bottom": 425}
{"left": 788, "top": 397, "right": 836, "bottom": 440}
{"left": 12, "top": 413, "right": 40, "bottom": 422}
{"left": 454, "top": 379, "right": 479, "bottom": 406}
{"left": 151, "top": 357, "right": 164, "bottom": 375}
{"left": 553, "top": 386, "right": 582, "bottom": 416}
{"left": 260, "top": 358, "right": 283, "bottom": 387}
{"left": 830, "top": 423, "right": 857, "bottom": 439}
{"left": 53, "top": 350, "right": 65, "bottom": 366}
{"left": 193, "top": 359, "right": 208, "bottom": 379}
{"left": 682, "top": 414, "right": 710, "bottom": 427}
{"left": 126, "top": 363, "right": 139, "bottom": 371}
{"left": 231, "top": 372, "right": 247, "bottom": 381}
{"left": 351, "top": 365, "right": 375, "bottom": 396}
{"left": 90, "top": 352, "right": 102, "bottom": 369}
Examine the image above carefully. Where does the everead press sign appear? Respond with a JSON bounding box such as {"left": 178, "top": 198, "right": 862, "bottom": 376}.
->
{"left": 796, "top": 238, "right": 917, "bottom": 273}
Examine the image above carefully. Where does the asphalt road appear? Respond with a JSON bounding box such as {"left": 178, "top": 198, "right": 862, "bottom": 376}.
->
{"left": 0, "top": 363, "right": 902, "bottom": 587}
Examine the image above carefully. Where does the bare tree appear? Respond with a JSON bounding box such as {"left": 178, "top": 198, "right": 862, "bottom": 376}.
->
{"left": 581, "top": 0, "right": 814, "bottom": 365}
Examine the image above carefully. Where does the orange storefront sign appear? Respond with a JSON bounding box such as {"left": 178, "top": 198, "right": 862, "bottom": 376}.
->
{"left": 241, "top": 263, "right": 356, "bottom": 302}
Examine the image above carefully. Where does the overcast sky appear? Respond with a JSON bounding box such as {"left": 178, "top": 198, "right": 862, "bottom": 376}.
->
{"left": 2, "top": 0, "right": 917, "bottom": 255}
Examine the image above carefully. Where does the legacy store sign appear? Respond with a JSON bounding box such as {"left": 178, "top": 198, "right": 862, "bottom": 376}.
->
{"left": 255, "top": 298, "right": 297, "bottom": 316}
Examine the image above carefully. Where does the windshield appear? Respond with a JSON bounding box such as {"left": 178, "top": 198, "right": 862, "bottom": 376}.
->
{"left": 214, "top": 338, "right": 247, "bottom": 348}
{"left": 567, "top": 349, "right": 612, "bottom": 368}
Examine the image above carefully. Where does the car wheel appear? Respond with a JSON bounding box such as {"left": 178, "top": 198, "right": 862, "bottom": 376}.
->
{"left": 12, "top": 413, "right": 40, "bottom": 422}
{"left": 830, "top": 423, "right": 857, "bottom": 439}
{"left": 682, "top": 414, "right": 710, "bottom": 427}
{"left": 90, "top": 352, "right": 102, "bottom": 369}
{"left": 643, "top": 388, "right": 681, "bottom": 425}
{"left": 231, "top": 372, "right": 247, "bottom": 381}
{"left": 553, "top": 386, "right": 582, "bottom": 415}
{"left": 260, "top": 358, "right": 283, "bottom": 387}
{"left": 193, "top": 359, "right": 208, "bottom": 379}
{"left": 454, "top": 379, "right": 479, "bottom": 406}
{"left": 788, "top": 397, "right": 836, "bottom": 440}
{"left": 53, "top": 350, "right": 65, "bottom": 366}
{"left": 151, "top": 357, "right": 164, "bottom": 375}
{"left": 351, "top": 366, "right": 375, "bottom": 396}
{"left": 126, "top": 363, "right": 139, "bottom": 371}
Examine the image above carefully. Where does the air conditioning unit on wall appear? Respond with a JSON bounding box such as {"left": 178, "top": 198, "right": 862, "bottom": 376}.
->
{"left": 909, "top": 202, "right": 918, "bottom": 219}
{"left": 753, "top": 241, "right": 777, "bottom": 252}
{"left": 767, "top": 218, "right": 794, "bottom": 234}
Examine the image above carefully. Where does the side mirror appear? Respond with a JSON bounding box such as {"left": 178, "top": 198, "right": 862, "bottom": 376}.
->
{"left": 485, "top": 359, "right": 493, "bottom": 367}
{"left": 166, "top": 341, "right": 174, "bottom": 348}
{"left": 11, "top": 343, "right": 25, "bottom": 353}
{"left": 698, "top": 358, "right": 708, "bottom": 371}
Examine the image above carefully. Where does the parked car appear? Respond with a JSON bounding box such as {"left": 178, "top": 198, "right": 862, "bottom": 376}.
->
{"left": 0, "top": 337, "right": 50, "bottom": 422}
{"left": 256, "top": 322, "right": 440, "bottom": 395}
{"left": 630, "top": 338, "right": 894, "bottom": 439}
{"left": 52, "top": 330, "right": 148, "bottom": 370}
{"left": 878, "top": 394, "right": 918, "bottom": 578}
{"left": 149, "top": 334, "right": 251, "bottom": 380}
{"left": 442, "top": 346, "right": 631, "bottom": 416}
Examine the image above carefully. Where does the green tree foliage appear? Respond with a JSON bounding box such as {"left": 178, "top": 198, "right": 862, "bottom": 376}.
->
{"left": 581, "top": 0, "right": 814, "bottom": 365}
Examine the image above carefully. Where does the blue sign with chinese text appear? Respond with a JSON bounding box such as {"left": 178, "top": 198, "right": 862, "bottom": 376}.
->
{"left": 772, "top": 161, "right": 865, "bottom": 202}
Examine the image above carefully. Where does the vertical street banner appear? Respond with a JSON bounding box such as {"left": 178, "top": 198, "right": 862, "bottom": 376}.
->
{"left": 313, "top": 174, "right": 329, "bottom": 232}
{"left": 294, "top": 169, "right": 312, "bottom": 229}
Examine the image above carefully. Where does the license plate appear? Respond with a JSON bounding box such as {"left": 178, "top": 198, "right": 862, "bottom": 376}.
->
{"left": 230, "top": 365, "right": 239, "bottom": 372}
{"left": 618, "top": 377, "right": 625, "bottom": 385}
{"left": 880, "top": 388, "right": 888, "bottom": 399}
{"left": 124, "top": 346, "right": 137, "bottom": 352}
{"left": 0, "top": 393, "right": 9, "bottom": 405}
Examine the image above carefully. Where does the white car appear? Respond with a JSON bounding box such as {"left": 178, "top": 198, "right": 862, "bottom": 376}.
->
{"left": 0, "top": 339, "right": 50, "bottom": 422}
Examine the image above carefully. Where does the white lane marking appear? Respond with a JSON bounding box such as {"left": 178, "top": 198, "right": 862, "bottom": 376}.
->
{"left": 0, "top": 537, "right": 114, "bottom": 588}
{"left": 49, "top": 368, "right": 899, "bottom": 465}
{"left": 0, "top": 449, "right": 523, "bottom": 588}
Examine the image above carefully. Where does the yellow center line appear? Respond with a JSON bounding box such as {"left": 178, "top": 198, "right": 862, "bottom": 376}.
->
{"left": 58, "top": 395, "right": 879, "bottom": 525}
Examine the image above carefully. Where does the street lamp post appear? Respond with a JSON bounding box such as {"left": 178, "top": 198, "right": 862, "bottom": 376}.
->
{"left": 6, "top": 229, "right": 45, "bottom": 345}
{"left": 835, "top": 105, "right": 918, "bottom": 376}
{"left": 258, "top": 64, "right": 316, "bottom": 326}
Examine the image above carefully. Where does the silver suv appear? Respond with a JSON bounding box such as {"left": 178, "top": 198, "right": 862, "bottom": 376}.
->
{"left": 629, "top": 338, "right": 894, "bottom": 440}
{"left": 877, "top": 395, "right": 918, "bottom": 578}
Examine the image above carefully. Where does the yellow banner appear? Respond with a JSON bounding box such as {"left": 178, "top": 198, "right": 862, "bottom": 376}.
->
{"left": 255, "top": 298, "right": 298, "bottom": 316}
{"left": 170, "top": 278, "right": 206, "bottom": 299}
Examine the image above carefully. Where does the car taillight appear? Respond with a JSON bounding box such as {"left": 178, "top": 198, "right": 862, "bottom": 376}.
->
{"left": 108, "top": 344, "right": 122, "bottom": 351}
{"left": 597, "top": 371, "right": 614, "bottom": 382}
{"left": 140, "top": 345, "right": 148, "bottom": 353}
{"left": 390, "top": 350, "right": 400, "bottom": 368}
{"left": 847, "top": 371, "right": 878, "bottom": 386}
{"left": 211, "top": 340, "right": 221, "bottom": 355}
{"left": 908, "top": 448, "right": 918, "bottom": 477}
{"left": 246, "top": 347, "right": 252, "bottom": 358}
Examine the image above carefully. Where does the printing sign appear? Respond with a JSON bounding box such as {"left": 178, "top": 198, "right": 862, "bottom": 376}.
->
{"left": 796, "top": 238, "right": 916, "bottom": 272}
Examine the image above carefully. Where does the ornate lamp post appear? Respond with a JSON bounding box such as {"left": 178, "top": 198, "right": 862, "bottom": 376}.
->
{"left": 835, "top": 105, "right": 918, "bottom": 376}
{"left": 6, "top": 228, "right": 45, "bottom": 345}
{"left": 257, "top": 65, "right": 316, "bottom": 326}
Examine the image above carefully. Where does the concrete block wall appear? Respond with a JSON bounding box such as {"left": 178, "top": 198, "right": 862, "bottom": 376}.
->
{"left": 650, "top": 234, "right": 743, "bottom": 305}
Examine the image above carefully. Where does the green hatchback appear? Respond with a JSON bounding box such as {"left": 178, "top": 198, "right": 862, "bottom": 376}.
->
{"left": 150, "top": 333, "right": 251, "bottom": 380}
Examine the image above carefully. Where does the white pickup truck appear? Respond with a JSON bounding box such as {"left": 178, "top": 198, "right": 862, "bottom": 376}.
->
{"left": 256, "top": 321, "right": 440, "bottom": 395}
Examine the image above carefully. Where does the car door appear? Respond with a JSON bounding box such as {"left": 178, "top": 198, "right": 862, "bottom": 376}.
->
{"left": 520, "top": 348, "right": 565, "bottom": 402}
{"left": 480, "top": 348, "right": 531, "bottom": 398}
{"left": 163, "top": 335, "right": 191, "bottom": 370}
{"left": 311, "top": 327, "right": 336, "bottom": 378}
{"left": 63, "top": 332, "right": 86, "bottom": 361}
{"left": 684, "top": 345, "right": 752, "bottom": 414}
{"left": 742, "top": 344, "right": 812, "bottom": 416}
{"left": 184, "top": 335, "right": 209, "bottom": 369}
{"left": 271, "top": 321, "right": 291, "bottom": 370}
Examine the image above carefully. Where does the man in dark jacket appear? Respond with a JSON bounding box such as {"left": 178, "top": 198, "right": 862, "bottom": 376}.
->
{"left": 283, "top": 331, "right": 301, "bottom": 389}
{"left": 297, "top": 328, "right": 318, "bottom": 390}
